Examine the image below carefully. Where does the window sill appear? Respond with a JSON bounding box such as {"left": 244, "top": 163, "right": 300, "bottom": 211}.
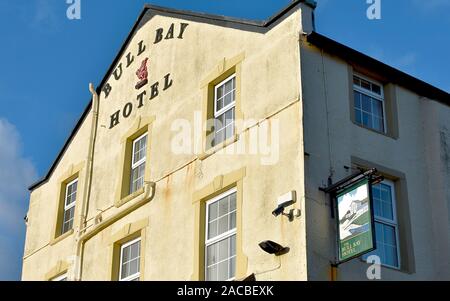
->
{"left": 359, "top": 257, "right": 409, "bottom": 274}
{"left": 115, "top": 187, "right": 145, "bottom": 208}
{"left": 352, "top": 121, "right": 398, "bottom": 140}
{"left": 199, "top": 134, "right": 239, "bottom": 161}
{"left": 50, "top": 229, "right": 74, "bottom": 246}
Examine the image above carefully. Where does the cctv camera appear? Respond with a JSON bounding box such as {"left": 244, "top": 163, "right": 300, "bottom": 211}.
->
{"left": 272, "top": 205, "right": 285, "bottom": 217}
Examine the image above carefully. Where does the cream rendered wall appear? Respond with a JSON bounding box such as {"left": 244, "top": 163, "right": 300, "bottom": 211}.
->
{"left": 23, "top": 5, "right": 309, "bottom": 281}
{"left": 22, "top": 110, "right": 92, "bottom": 280}
{"left": 301, "top": 42, "right": 450, "bottom": 280}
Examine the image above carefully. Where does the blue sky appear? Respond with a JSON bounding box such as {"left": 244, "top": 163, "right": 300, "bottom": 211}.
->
{"left": 0, "top": 0, "right": 448, "bottom": 281}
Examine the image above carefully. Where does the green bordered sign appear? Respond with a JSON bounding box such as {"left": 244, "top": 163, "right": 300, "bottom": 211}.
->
{"left": 336, "top": 179, "right": 376, "bottom": 263}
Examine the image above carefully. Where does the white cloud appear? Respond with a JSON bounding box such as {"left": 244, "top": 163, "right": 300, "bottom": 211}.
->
{"left": 0, "top": 118, "right": 38, "bottom": 280}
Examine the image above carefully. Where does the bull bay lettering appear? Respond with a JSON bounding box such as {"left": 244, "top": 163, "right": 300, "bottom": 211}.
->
{"left": 109, "top": 73, "right": 173, "bottom": 129}
{"left": 102, "top": 23, "right": 189, "bottom": 99}
{"left": 341, "top": 240, "right": 362, "bottom": 258}
{"left": 102, "top": 39, "right": 147, "bottom": 99}
{"left": 154, "top": 23, "right": 189, "bottom": 44}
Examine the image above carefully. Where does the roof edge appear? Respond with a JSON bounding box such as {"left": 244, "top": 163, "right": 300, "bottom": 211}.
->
{"left": 306, "top": 31, "right": 450, "bottom": 105}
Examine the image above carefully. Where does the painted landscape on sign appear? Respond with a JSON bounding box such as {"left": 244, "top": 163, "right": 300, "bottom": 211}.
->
{"left": 338, "top": 184, "right": 370, "bottom": 241}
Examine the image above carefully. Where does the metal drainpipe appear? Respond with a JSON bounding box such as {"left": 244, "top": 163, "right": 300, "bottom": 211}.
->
{"left": 73, "top": 83, "right": 99, "bottom": 281}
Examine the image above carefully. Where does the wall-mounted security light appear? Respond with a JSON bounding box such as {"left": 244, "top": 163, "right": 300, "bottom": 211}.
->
{"left": 259, "top": 240, "right": 289, "bottom": 256}
{"left": 272, "top": 191, "right": 300, "bottom": 221}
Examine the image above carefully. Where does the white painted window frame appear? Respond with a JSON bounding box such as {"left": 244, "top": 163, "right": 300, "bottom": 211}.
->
{"left": 214, "top": 74, "right": 236, "bottom": 118}
{"left": 205, "top": 187, "right": 237, "bottom": 281}
{"left": 131, "top": 133, "right": 148, "bottom": 170}
{"left": 130, "top": 133, "right": 147, "bottom": 193}
{"left": 372, "top": 179, "right": 401, "bottom": 269}
{"left": 353, "top": 73, "right": 387, "bottom": 133}
{"left": 119, "top": 237, "right": 141, "bottom": 281}
{"left": 62, "top": 178, "right": 78, "bottom": 233}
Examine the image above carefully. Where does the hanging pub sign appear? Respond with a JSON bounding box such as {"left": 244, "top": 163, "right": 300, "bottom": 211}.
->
{"left": 336, "top": 178, "right": 375, "bottom": 263}
{"left": 320, "top": 168, "right": 382, "bottom": 265}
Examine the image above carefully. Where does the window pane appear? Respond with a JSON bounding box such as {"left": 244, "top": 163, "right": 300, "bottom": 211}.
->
{"left": 207, "top": 236, "right": 236, "bottom": 281}
{"left": 206, "top": 265, "right": 217, "bottom": 281}
{"left": 373, "top": 198, "right": 381, "bottom": 218}
{"left": 214, "top": 122, "right": 225, "bottom": 146}
{"left": 229, "top": 257, "right": 236, "bottom": 279}
{"left": 122, "top": 246, "right": 130, "bottom": 263}
{"left": 372, "top": 84, "right": 381, "bottom": 95}
{"left": 65, "top": 181, "right": 77, "bottom": 206}
{"left": 214, "top": 128, "right": 224, "bottom": 145}
{"left": 384, "top": 224, "right": 396, "bottom": 245}
{"left": 230, "top": 193, "right": 236, "bottom": 211}
{"left": 362, "top": 95, "right": 371, "bottom": 112}
{"left": 207, "top": 244, "right": 217, "bottom": 266}
{"left": 129, "top": 259, "right": 139, "bottom": 276}
{"left": 362, "top": 112, "right": 371, "bottom": 128}
{"left": 215, "top": 113, "right": 225, "bottom": 128}
{"left": 121, "top": 263, "right": 129, "bottom": 279}
{"left": 385, "top": 245, "right": 399, "bottom": 267}
{"left": 361, "top": 79, "right": 371, "bottom": 90}
{"left": 372, "top": 185, "right": 381, "bottom": 199}
{"left": 364, "top": 222, "right": 399, "bottom": 268}
{"left": 62, "top": 207, "right": 75, "bottom": 234}
{"left": 130, "top": 243, "right": 139, "bottom": 260}
{"left": 372, "top": 100, "right": 383, "bottom": 118}
{"left": 224, "top": 93, "right": 233, "bottom": 107}
{"left": 133, "top": 136, "right": 147, "bottom": 165}
{"left": 130, "top": 163, "right": 145, "bottom": 194}
{"left": 354, "top": 91, "right": 361, "bottom": 109}
{"left": 217, "top": 85, "right": 224, "bottom": 99}
{"left": 218, "top": 260, "right": 228, "bottom": 281}
{"left": 374, "top": 117, "right": 384, "bottom": 132}
{"left": 224, "top": 79, "right": 233, "bottom": 94}
{"left": 225, "top": 108, "right": 234, "bottom": 124}
{"left": 218, "top": 216, "right": 229, "bottom": 236}
{"left": 218, "top": 238, "right": 229, "bottom": 262}
{"left": 230, "top": 235, "right": 236, "bottom": 257}
{"left": 208, "top": 202, "right": 218, "bottom": 222}
{"left": 206, "top": 191, "right": 237, "bottom": 281}
{"left": 380, "top": 184, "right": 394, "bottom": 220}
{"left": 218, "top": 197, "right": 229, "bottom": 217}
{"left": 208, "top": 220, "right": 218, "bottom": 239}
{"left": 131, "top": 135, "right": 147, "bottom": 197}
{"left": 120, "top": 240, "right": 140, "bottom": 280}
{"left": 216, "top": 97, "right": 224, "bottom": 111}
{"left": 381, "top": 201, "right": 393, "bottom": 221}
{"left": 353, "top": 77, "right": 385, "bottom": 133}
{"left": 381, "top": 224, "right": 398, "bottom": 267}
{"left": 229, "top": 211, "right": 236, "bottom": 229}
{"left": 354, "top": 109, "right": 362, "bottom": 125}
